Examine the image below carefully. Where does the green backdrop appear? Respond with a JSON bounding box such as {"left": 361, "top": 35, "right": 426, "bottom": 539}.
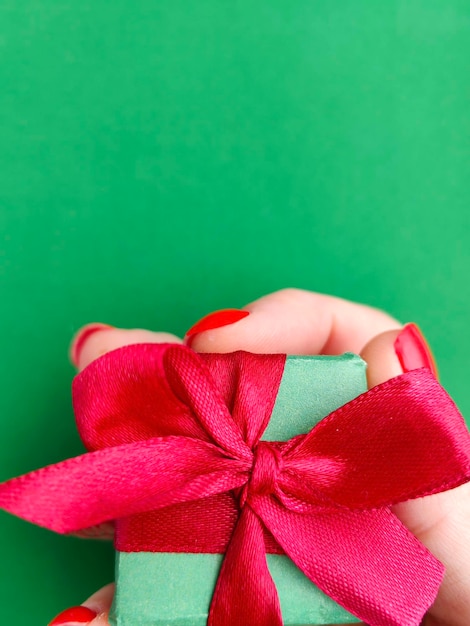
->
{"left": 0, "top": 2, "right": 469, "bottom": 624}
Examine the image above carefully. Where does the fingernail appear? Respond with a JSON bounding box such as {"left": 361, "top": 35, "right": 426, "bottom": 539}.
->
{"left": 394, "top": 323, "right": 438, "bottom": 378}
{"left": 48, "top": 605, "right": 97, "bottom": 625}
{"left": 185, "top": 309, "right": 250, "bottom": 342}
{"left": 69, "top": 323, "right": 114, "bottom": 368}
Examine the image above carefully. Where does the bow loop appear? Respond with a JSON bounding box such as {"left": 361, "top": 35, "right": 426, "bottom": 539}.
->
{"left": 281, "top": 369, "right": 470, "bottom": 510}
{"left": 73, "top": 344, "right": 285, "bottom": 460}
{"left": 73, "top": 343, "right": 214, "bottom": 451}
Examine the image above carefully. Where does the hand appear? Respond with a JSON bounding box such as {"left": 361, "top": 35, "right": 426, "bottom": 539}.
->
{"left": 49, "top": 290, "right": 470, "bottom": 626}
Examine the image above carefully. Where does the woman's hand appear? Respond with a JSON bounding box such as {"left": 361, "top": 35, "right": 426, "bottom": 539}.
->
{"left": 49, "top": 290, "right": 470, "bottom": 626}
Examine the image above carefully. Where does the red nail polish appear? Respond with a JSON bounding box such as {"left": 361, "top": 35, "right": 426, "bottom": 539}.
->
{"left": 70, "top": 323, "right": 113, "bottom": 368}
{"left": 48, "top": 605, "right": 97, "bottom": 625}
{"left": 394, "top": 323, "right": 438, "bottom": 378}
{"left": 185, "top": 309, "right": 250, "bottom": 339}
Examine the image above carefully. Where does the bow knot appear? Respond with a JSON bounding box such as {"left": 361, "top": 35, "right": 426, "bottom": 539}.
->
{"left": 243, "top": 441, "right": 283, "bottom": 504}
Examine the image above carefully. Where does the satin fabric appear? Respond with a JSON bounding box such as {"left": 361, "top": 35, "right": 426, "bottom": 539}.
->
{"left": 1, "top": 344, "right": 470, "bottom": 626}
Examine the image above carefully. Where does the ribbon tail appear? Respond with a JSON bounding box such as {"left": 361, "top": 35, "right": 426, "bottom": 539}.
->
{"left": 254, "top": 497, "right": 443, "bottom": 626}
{"left": 208, "top": 505, "right": 282, "bottom": 626}
{"left": 0, "top": 438, "right": 247, "bottom": 534}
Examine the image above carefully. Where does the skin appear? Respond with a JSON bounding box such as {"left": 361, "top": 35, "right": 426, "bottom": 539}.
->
{"left": 67, "top": 289, "right": 470, "bottom": 626}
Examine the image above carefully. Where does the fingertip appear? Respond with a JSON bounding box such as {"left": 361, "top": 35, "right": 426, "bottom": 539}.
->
{"left": 48, "top": 584, "right": 115, "bottom": 625}
{"left": 361, "top": 324, "right": 438, "bottom": 389}
{"left": 69, "top": 323, "right": 114, "bottom": 368}
{"left": 48, "top": 606, "right": 97, "bottom": 625}
{"left": 394, "top": 323, "right": 439, "bottom": 379}
{"left": 185, "top": 311, "right": 255, "bottom": 353}
{"left": 84, "top": 583, "right": 115, "bottom": 626}
{"left": 184, "top": 289, "right": 403, "bottom": 356}
{"left": 185, "top": 309, "right": 250, "bottom": 341}
{"left": 360, "top": 329, "right": 404, "bottom": 389}
{"left": 70, "top": 325, "right": 183, "bottom": 371}
{"left": 84, "top": 612, "right": 111, "bottom": 625}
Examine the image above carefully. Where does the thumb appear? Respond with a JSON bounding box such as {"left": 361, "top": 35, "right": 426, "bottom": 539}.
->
{"left": 48, "top": 584, "right": 114, "bottom": 626}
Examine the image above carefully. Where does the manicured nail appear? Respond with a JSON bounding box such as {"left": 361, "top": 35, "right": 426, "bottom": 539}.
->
{"left": 394, "top": 323, "right": 438, "bottom": 378}
{"left": 185, "top": 309, "right": 250, "bottom": 341}
{"left": 48, "top": 605, "right": 97, "bottom": 625}
{"left": 69, "top": 323, "right": 114, "bottom": 368}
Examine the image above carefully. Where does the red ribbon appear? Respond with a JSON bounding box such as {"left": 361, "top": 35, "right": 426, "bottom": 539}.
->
{"left": 1, "top": 344, "right": 470, "bottom": 626}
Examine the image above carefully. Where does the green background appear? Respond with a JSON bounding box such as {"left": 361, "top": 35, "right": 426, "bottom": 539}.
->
{"left": 0, "top": 2, "right": 468, "bottom": 624}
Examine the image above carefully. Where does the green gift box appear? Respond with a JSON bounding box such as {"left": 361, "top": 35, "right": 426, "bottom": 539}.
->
{"left": 0, "top": 343, "right": 467, "bottom": 625}
{"left": 110, "top": 353, "right": 366, "bottom": 626}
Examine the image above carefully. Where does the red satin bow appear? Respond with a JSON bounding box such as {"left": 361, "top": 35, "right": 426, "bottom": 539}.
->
{"left": 1, "top": 344, "right": 470, "bottom": 626}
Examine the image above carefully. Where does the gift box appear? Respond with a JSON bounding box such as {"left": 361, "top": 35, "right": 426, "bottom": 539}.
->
{"left": 1, "top": 343, "right": 470, "bottom": 626}
{"left": 109, "top": 351, "right": 367, "bottom": 626}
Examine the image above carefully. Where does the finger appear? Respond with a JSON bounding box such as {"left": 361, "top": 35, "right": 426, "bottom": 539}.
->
{"left": 395, "top": 482, "right": 470, "bottom": 626}
{"left": 69, "top": 323, "right": 183, "bottom": 371}
{"left": 85, "top": 584, "right": 115, "bottom": 626}
{"left": 48, "top": 584, "right": 114, "bottom": 625}
{"left": 186, "top": 290, "right": 437, "bottom": 389}
{"left": 186, "top": 288, "right": 401, "bottom": 355}
{"left": 360, "top": 324, "right": 438, "bottom": 388}
{"left": 362, "top": 331, "right": 470, "bottom": 624}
